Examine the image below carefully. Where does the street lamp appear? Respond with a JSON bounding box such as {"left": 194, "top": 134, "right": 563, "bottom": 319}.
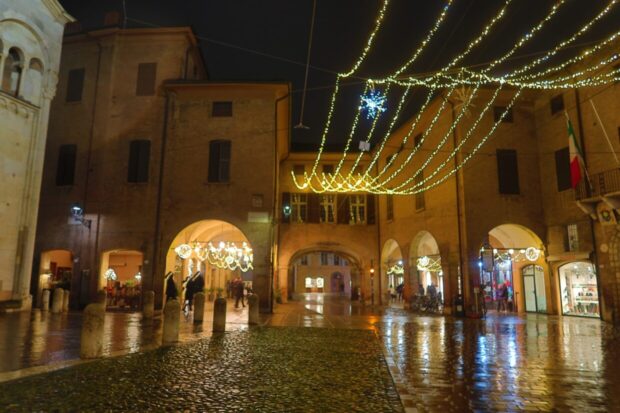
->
{"left": 70, "top": 203, "right": 91, "bottom": 229}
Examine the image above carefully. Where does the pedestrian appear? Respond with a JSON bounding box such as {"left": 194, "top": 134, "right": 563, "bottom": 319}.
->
{"left": 234, "top": 276, "right": 245, "bottom": 308}
{"left": 498, "top": 282, "right": 508, "bottom": 311}
{"left": 184, "top": 273, "right": 197, "bottom": 312}
{"left": 418, "top": 283, "right": 425, "bottom": 296}
{"left": 388, "top": 284, "right": 396, "bottom": 302}
{"left": 396, "top": 283, "right": 404, "bottom": 301}
{"left": 193, "top": 271, "right": 205, "bottom": 296}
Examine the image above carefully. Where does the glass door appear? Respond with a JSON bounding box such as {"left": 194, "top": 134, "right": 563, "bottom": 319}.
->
{"left": 522, "top": 265, "right": 546, "bottom": 313}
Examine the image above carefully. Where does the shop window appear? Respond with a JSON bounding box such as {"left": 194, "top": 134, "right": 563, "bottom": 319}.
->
{"left": 208, "top": 140, "right": 231, "bottom": 182}
{"left": 316, "top": 277, "right": 324, "bottom": 288}
{"left": 349, "top": 194, "right": 366, "bottom": 224}
{"left": 2, "top": 47, "right": 24, "bottom": 97}
{"left": 291, "top": 193, "right": 307, "bottom": 223}
{"left": 66, "top": 68, "right": 85, "bottom": 102}
{"left": 56, "top": 144, "right": 77, "bottom": 186}
{"left": 127, "top": 140, "right": 151, "bottom": 183}
{"left": 493, "top": 106, "right": 513, "bottom": 123}
{"left": 554, "top": 147, "right": 571, "bottom": 192}
{"left": 415, "top": 171, "right": 425, "bottom": 210}
{"left": 320, "top": 194, "right": 336, "bottom": 223}
{"left": 212, "top": 101, "right": 232, "bottom": 117}
{"left": 305, "top": 277, "right": 313, "bottom": 288}
{"left": 550, "top": 94, "right": 564, "bottom": 115}
{"left": 322, "top": 164, "right": 334, "bottom": 174}
{"left": 293, "top": 164, "right": 305, "bottom": 176}
{"left": 496, "top": 149, "right": 520, "bottom": 195}
{"left": 386, "top": 195, "right": 394, "bottom": 220}
{"left": 136, "top": 62, "right": 157, "bottom": 96}
{"left": 559, "top": 262, "right": 599, "bottom": 318}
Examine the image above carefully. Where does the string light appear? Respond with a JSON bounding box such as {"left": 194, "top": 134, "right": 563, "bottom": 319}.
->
{"left": 174, "top": 241, "right": 254, "bottom": 272}
{"left": 295, "top": 0, "right": 620, "bottom": 195}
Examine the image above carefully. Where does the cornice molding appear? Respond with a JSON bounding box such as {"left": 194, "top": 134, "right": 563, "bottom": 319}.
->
{"left": 40, "top": 0, "right": 75, "bottom": 24}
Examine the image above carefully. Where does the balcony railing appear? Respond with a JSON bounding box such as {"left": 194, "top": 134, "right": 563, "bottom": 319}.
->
{"left": 575, "top": 168, "right": 620, "bottom": 200}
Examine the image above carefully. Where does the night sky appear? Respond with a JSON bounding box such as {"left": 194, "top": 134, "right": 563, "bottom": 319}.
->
{"left": 58, "top": 0, "right": 618, "bottom": 151}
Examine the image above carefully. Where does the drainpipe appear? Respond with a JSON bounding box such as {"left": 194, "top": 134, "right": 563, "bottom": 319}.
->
{"left": 574, "top": 89, "right": 605, "bottom": 322}
{"left": 446, "top": 96, "right": 466, "bottom": 311}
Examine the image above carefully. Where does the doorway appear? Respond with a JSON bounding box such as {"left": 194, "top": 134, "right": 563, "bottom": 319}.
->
{"left": 522, "top": 264, "right": 546, "bottom": 313}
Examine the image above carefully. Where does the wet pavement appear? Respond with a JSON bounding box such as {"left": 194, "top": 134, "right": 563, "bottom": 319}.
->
{"left": 0, "top": 294, "right": 620, "bottom": 412}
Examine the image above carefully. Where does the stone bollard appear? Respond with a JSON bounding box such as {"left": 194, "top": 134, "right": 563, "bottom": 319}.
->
{"left": 142, "top": 291, "right": 155, "bottom": 320}
{"left": 96, "top": 290, "right": 107, "bottom": 310}
{"left": 213, "top": 296, "right": 227, "bottom": 333}
{"left": 162, "top": 299, "right": 181, "bottom": 345}
{"left": 41, "top": 290, "right": 50, "bottom": 312}
{"left": 80, "top": 303, "right": 105, "bottom": 359}
{"left": 51, "top": 288, "right": 64, "bottom": 313}
{"left": 62, "top": 291, "right": 70, "bottom": 312}
{"left": 193, "top": 292, "right": 205, "bottom": 323}
{"left": 248, "top": 294, "right": 259, "bottom": 325}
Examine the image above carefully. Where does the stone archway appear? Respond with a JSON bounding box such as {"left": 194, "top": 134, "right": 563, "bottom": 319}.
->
{"left": 381, "top": 239, "right": 403, "bottom": 305}
{"left": 409, "top": 231, "right": 443, "bottom": 301}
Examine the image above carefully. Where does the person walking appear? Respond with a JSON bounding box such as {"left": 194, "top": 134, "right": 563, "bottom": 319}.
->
{"left": 234, "top": 276, "right": 245, "bottom": 308}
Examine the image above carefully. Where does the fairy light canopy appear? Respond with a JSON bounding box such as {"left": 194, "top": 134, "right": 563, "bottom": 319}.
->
{"left": 294, "top": 0, "right": 620, "bottom": 195}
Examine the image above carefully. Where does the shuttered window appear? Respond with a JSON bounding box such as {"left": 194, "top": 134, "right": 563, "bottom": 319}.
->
{"left": 550, "top": 94, "right": 564, "bottom": 115}
{"left": 136, "top": 63, "right": 157, "bottom": 96}
{"left": 212, "top": 101, "right": 233, "bottom": 117}
{"left": 386, "top": 195, "right": 394, "bottom": 220}
{"left": 415, "top": 171, "right": 425, "bottom": 210}
{"left": 56, "top": 144, "right": 77, "bottom": 186}
{"left": 127, "top": 140, "right": 151, "bottom": 183}
{"left": 66, "top": 68, "right": 85, "bottom": 102}
{"left": 208, "top": 140, "right": 231, "bottom": 182}
{"left": 555, "top": 147, "right": 571, "bottom": 192}
{"left": 493, "top": 106, "right": 513, "bottom": 123}
{"left": 496, "top": 149, "right": 520, "bottom": 195}
{"left": 366, "top": 194, "right": 376, "bottom": 225}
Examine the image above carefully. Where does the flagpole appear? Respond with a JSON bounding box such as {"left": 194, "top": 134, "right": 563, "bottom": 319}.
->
{"left": 589, "top": 98, "right": 620, "bottom": 166}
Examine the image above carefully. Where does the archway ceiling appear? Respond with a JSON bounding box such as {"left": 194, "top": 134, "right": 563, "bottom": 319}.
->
{"left": 174, "top": 220, "right": 250, "bottom": 246}
{"left": 489, "top": 224, "right": 542, "bottom": 248}
{"left": 381, "top": 239, "right": 402, "bottom": 262}
{"left": 410, "top": 231, "right": 440, "bottom": 258}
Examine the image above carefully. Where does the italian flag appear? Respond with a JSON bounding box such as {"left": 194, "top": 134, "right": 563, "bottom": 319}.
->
{"left": 567, "top": 115, "right": 584, "bottom": 188}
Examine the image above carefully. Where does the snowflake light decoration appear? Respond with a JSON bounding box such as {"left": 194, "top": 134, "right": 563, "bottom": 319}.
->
{"left": 360, "top": 89, "right": 387, "bottom": 119}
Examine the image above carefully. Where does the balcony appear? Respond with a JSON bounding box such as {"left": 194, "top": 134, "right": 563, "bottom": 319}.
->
{"left": 575, "top": 168, "right": 620, "bottom": 201}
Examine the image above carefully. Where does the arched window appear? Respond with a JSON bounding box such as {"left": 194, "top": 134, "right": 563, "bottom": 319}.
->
{"left": 2, "top": 47, "right": 24, "bottom": 97}
{"left": 23, "top": 58, "right": 44, "bottom": 104}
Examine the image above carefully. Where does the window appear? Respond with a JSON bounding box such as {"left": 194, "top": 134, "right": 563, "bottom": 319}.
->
{"left": 555, "top": 147, "right": 571, "bottom": 191}
{"left": 66, "top": 68, "right": 85, "bottom": 102}
{"left": 320, "top": 194, "right": 336, "bottom": 223}
{"left": 415, "top": 171, "right": 425, "bottom": 210}
{"left": 321, "top": 252, "right": 328, "bottom": 266}
{"left": 208, "top": 140, "right": 231, "bottom": 182}
{"left": 136, "top": 63, "right": 157, "bottom": 96}
{"left": 56, "top": 144, "right": 77, "bottom": 186}
{"left": 293, "top": 164, "right": 305, "bottom": 176}
{"left": 322, "top": 164, "right": 334, "bottom": 174}
{"left": 305, "top": 277, "right": 312, "bottom": 288}
{"left": 334, "top": 255, "right": 341, "bottom": 266}
{"left": 212, "top": 101, "right": 233, "bottom": 117}
{"left": 24, "top": 59, "right": 44, "bottom": 104}
{"left": 300, "top": 255, "right": 308, "bottom": 265}
{"left": 349, "top": 194, "right": 366, "bottom": 224}
{"left": 291, "top": 193, "right": 307, "bottom": 223}
{"left": 550, "top": 94, "right": 564, "bottom": 115}
{"left": 2, "top": 48, "right": 23, "bottom": 97}
{"left": 496, "top": 149, "right": 520, "bottom": 195}
{"left": 127, "top": 140, "right": 151, "bottom": 183}
{"left": 386, "top": 195, "right": 394, "bottom": 220}
{"left": 567, "top": 224, "right": 579, "bottom": 251}
{"left": 493, "top": 106, "right": 513, "bottom": 123}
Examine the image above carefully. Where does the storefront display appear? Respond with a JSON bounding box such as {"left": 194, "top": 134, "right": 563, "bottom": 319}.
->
{"left": 559, "top": 262, "right": 599, "bottom": 318}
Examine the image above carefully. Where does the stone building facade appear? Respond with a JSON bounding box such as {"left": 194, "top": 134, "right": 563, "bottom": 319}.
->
{"left": 32, "top": 25, "right": 289, "bottom": 312}
{"left": 0, "top": 0, "right": 73, "bottom": 311}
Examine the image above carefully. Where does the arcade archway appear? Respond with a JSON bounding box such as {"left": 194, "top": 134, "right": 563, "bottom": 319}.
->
{"left": 381, "top": 239, "right": 403, "bottom": 305}
{"left": 410, "top": 231, "right": 444, "bottom": 300}
{"left": 166, "top": 220, "right": 253, "bottom": 304}
{"left": 480, "top": 224, "right": 548, "bottom": 313}
{"left": 36, "top": 249, "right": 73, "bottom": 308}
{"left": 99, "top": 250, "right": 144, "bottom": 311}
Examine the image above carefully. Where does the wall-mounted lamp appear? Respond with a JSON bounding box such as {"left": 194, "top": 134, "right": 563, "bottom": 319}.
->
{"left": 70, "top": 203, "right": 92, "bottom": 229}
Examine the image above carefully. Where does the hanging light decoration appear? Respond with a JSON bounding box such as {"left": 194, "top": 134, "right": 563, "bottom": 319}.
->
{"left": 416, "top": 255, "right": 443, "bottom": 272}
{"left": 174, "top": 241, "right": 254, "bottom": 272}
{"left": 387, "top": 263, "right": 404, "bottom": 275}
{"left": 104, "top": 268, "right": 117, "bottom": 281}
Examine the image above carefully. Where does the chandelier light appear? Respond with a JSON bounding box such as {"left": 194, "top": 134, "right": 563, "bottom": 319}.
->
{"left": 174, "top": 241, "right": 253, "bottom": 272}
{"left": 104, "top": 268, "right": 117, "bottom": 281}
{"left": 416, "top": 255, "right": 443, "bottom": 272}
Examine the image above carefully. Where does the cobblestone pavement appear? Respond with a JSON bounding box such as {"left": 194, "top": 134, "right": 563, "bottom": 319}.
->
{"left": 0, "top": 327, "right": 402, "bottom": 412}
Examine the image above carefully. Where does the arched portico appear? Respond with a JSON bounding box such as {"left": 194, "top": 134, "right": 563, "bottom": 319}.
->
{"left": 381, "top": 239, "right": 403, "bottom": 305}
{"left": 409, "top": 231, "right": 444, "bottom": 302}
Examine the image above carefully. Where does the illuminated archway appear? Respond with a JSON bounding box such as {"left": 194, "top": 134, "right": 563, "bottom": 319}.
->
{"left": 166, "top": 220, "right": 253, "bottom": 303}
{"left": 481, "top": 224, "right": 547, "bottom": 313}
{"left": 380, "top": 239, "right": 403, "bottom": 304}
{"left": 99, "top": 249, "right": 144, "bottom": 310}
{"left": 409, "top": 231, "right": 443, "bottom": 299}
{"left": 36, "top": 249, "right": 73, "bottom": 308}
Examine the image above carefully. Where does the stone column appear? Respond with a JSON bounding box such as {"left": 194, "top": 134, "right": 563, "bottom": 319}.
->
{"left": 62, "top": 291, "right": 70, "bottom": 312}
{"left": 162, "top": 299, "right": 180, "bottom": 344}
{"left": 51, "top": 288, "right": 64, "bottom": 313}
{"left": 248, "top": 294, "right": 259, "bottom": 325}
{"left": 142, "top": 291, "right": 155, "bottom": 320}
{"left": 213, "top": 296, "right": 227, "bottom": 332}
{"left": 193, "top": 292, "right": 205, "bottom": 323}
{"left": 41, "top": 290, "right": 50, "bottom": 312}
{"left": 80, "top": 303, "right": 105, "bottom": 359}
{"left": 96, "top": 290, "right": 107, "bottom": 310}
